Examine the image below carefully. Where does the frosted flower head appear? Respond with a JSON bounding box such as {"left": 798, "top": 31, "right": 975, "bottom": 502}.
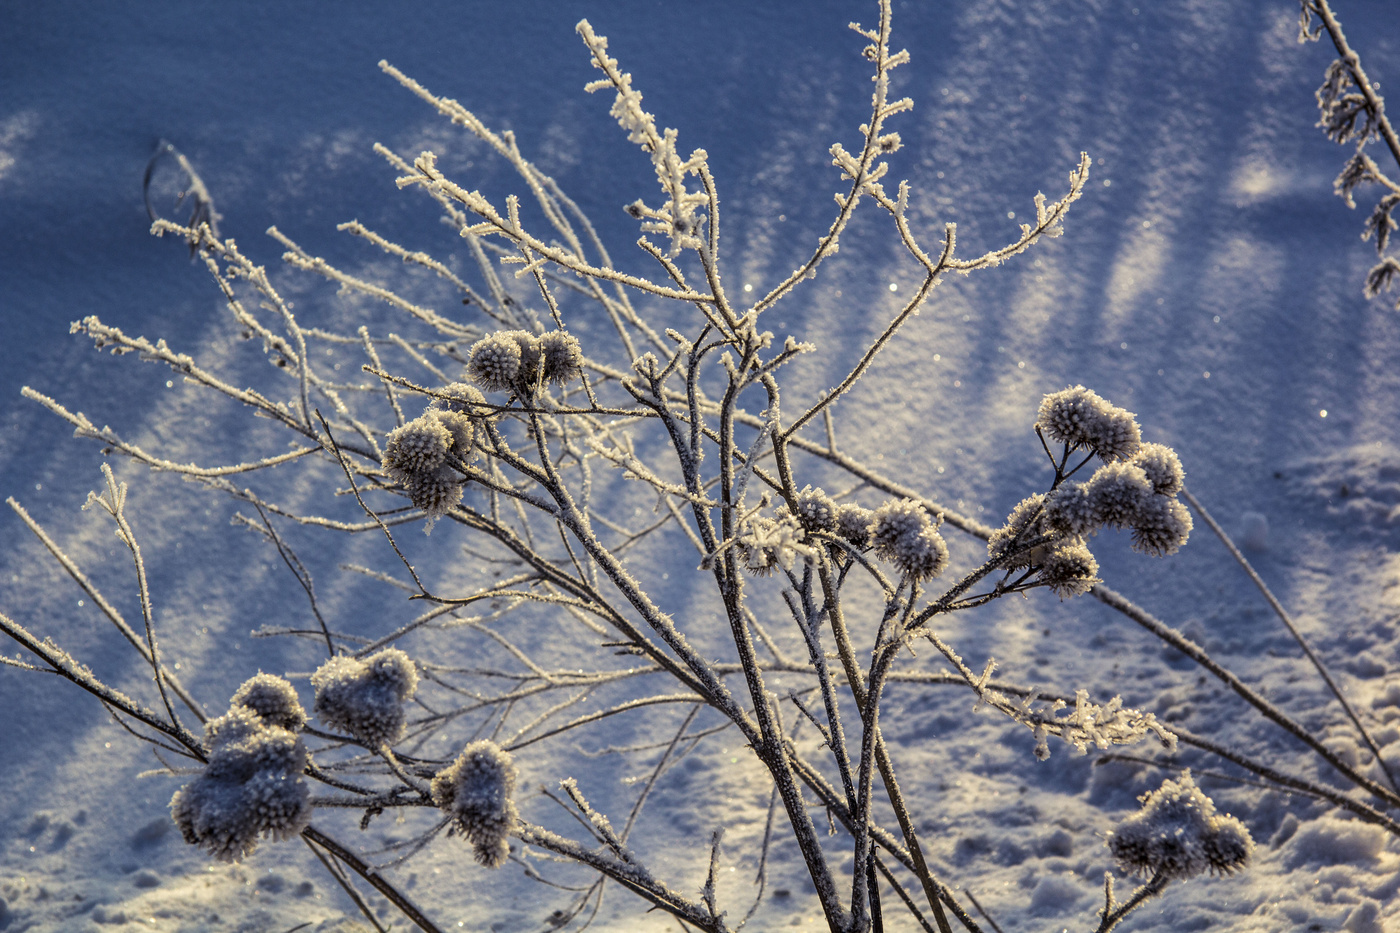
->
{"left": 406, "top": 465, "right": 464, "bottom": 529}
{"left": 431, "top": 740, "right": 519, "bottom": 868}
{"left": 792, "top": 486, "right": 838, "bottom": 534}
{"left": 508, "top": 330, "right": 544, "bottom": 389}
{"left": 1039, "top": 542, "right": 1099, "bottom": 598}
{"left": 204, "top": 724, "right": 308, "bottom": 784}
{"left": 834, "top": 503, "right": 875, "bottom": 548}
{"left": 229, "top": 673, "right": 306, "bottom": 733}
{"left": 311, "top": 648, "right": 419, "bottom": 748}
{"left": 988, "top": 494, "right": 1051, "bottom": 569}
{"left": 1037, "top": 385, "right": 1141, "bottom": 462}
{"left": 1085, "top": 462, "right": 1154, "bottom": 529}
{"left": 870, "top": 499, "right": 948, "bottom": 582}
{"left": 172, "top": 716, "right": 310, "bottom": 862}
{"left": 538, "top": 331, "right": 583, "bottom": 386}
{"left": 1130, "top": 442, "right": 1185, "bottom": 496}
{"left": 467, "top": 333, "right": 524, "bottom": 392}
{"left": 1108, "top": 771, "right": 1254, "bottom": 880}
{"left": 1130, "top": 494, "right": 1193, "bottom": 557}
{"left": 1042, "top": 483, "right": 1098, "bottom": 537}
{"left": 382, "top": 416, "right": 453, "bottom": 481}
{"left": 203, "top": 705, "right": 264, "bottom": 755}
{"left": 429, "top": 409, "right": 475, "bottom": 461}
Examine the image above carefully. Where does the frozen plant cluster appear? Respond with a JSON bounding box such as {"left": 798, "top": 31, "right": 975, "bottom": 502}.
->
{"left": 985, "top": 387, "right": 1190, "bottom": 608}
{"left": 1109, "top": 772, "right": 1255, "bottom": 880}
{"left": 4, "top": 1, "right": 1399, "bottom": 932}
{"left": 169, "top": 675, "right": 312, "bottom": 862}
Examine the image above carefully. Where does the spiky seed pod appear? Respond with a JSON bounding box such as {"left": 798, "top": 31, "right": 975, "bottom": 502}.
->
{"left": 988, "top": 494, "right": 1050, "bottom": 569}
{"left": 1036, "top": 385, "right": 1142, "bottom": 462}
{"left": 406, "top": 466, "right": 464, "bottom": 527}
{"left": 899, "top": 527, "right": 949, "bottom": 582}
{"left": 792, "top": 486, "right": 838, "bottom": 534}
{"left": 202, "top": 725, "right": 308, "bottom": 785}
{"left": 1042, "top": 483, "right": 1098, "bottom": 537}
{"left": 1085, "top": 462, "right": 1155, "bottom": 529}
{"left": 1130, "top": 442, "right": 1185, "bottom": 496}
{"left": 431, "top": 740, "right": 519, "bottom": 868}
{"left": 311, "top": 648, "right": 419, "bottom": 749}
{"left": 1039, "top": 543, "right": 1099, "bottom": 598}
{"left": 430, "top": 409, "right": 475, "bottom": 461}
{"left": 834, "top": 503, "right": 875, "bottom": 548}
{"left": 171, "top": 721, "right": 311, "bottom": 862}
{"left": 539, "top": 331, "right": 583, "bottom": 386}
{"left": 508, "top": 331, "right": 544, "bottom": 390}
{"left": 1130, "top": 494, "right": 1193, "bottom": 557}
{"left": 467, "top": 333, "right": 524, "bottom": 392}
{"left": 1108, "top": 771, "right": 1254, "bottom": 880}
{"left": 229, "top": 673, "right": 306, "bottom": 732}
{"left": 203, "top": 705, "right": 264, "bottom": 755}
{"left": 382, "top": 416, "right": 453, "bottom": 481}
{"left": 870, "top": 499, "right": 948, "bottom": 582}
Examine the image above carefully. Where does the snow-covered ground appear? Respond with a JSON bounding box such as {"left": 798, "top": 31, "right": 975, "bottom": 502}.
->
{"left": 3, "top": 1, "right": 1400, "bottom": 930}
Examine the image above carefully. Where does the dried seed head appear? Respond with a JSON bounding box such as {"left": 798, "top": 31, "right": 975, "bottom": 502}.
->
{"left": 229, "top": 673, "right": 306, "bottom": 733}
{"left": 382, "top": 416, "right": 453, "bottom": 480}
{"left": 430, "top": 409, "right": 475, "bottom": 460}
{"left": 736, "top": 514, "right": 816, "bottom": 576}
{"left": 311, "top": 648, "right": 419, "bottom": 748}
{"left": 431, "top": 740, "right": 519, "bottom": 868}
{"left": 467, "top": 333, "right": 524, "bottom": 392}
{"left": 870, "top": 499, "right": 948, "bottom": 582}
{"left": 1085, "top": 462, "right": 1154, "bottom": 529}
{"left": 203, "top": 705, "right": 264, "bottom": 756}
{"left": 834, "top": 503, "right": 875, "bottom": 548}
{"left": 430, "top": 382, "right": 486, "bottom": 416}
{"left": 1037, "top": 385, "right": 1141, "bottom": 462}
{"left": 1130, "top": 442, "right": 1185, "bottom": 496}
{"left": 406, "top": 465, "right": 464, "bottom": 529}
{"left": 792, "top": 486, "right": 838, "bottom": 534}
{"left": 1108, "top": 771, "right": 1254, "bottom": 880}
{"left": 1041, "top": 482, "right": 1096, "bottom": 537}
{"left": 1039, "top": 542, "right": 1099, "bottom": 598}
{"left": 1130, "top": 494, "right": 1193, "bottom": 557}
{"left": 988, "top": 493, "right": 1050, "bottom": 569}
{"left": 173, "top": 708, "right": 311, "bottom": 862}
{"left": 539, "top": 331, "right": 583, "bottom": 386}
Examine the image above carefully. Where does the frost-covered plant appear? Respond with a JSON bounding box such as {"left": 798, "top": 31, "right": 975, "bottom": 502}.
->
{"left": 1091, "top": 773, "right": 1254, "bottom": 933}
{"left": 467, "top": 329, "right": 582, "bottom": 395}
{"left": 170, "top": 677, "right": 312, "bottom": 862}
{"left": 1108, "top": 771, "right": 1254, "bottom": 880}
{"left": 11, "top": 2, "right": 1395, "bottom": 932}
{"left": 1298, "top": 0, "right": 1400, "bottom": 307}
{"left": 986, "top": 390, "right": 1189, "bottom": 605}
{"left": 1036, "top": 384, "right": 1142, "bottom": 463}
{"left": 431, "top": 741, "right": 519, "bottom": 868}
{"left": 229, "top": 672, "right": 308, "bottom": 733}
{"left": 869, "top": 498, "right": 949, "bottom": 582}
{"left": 311, "top": 648, "right": 419, "bottom": 748}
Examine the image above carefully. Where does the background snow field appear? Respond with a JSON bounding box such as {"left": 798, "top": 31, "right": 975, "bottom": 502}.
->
{"left": 3, "top": 0, "right": 1400, "bottom": 930}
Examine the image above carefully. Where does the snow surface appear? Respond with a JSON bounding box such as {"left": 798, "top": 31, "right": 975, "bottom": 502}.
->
{"left": 3, "top": 0, "right": 1400, "bottom": 930}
